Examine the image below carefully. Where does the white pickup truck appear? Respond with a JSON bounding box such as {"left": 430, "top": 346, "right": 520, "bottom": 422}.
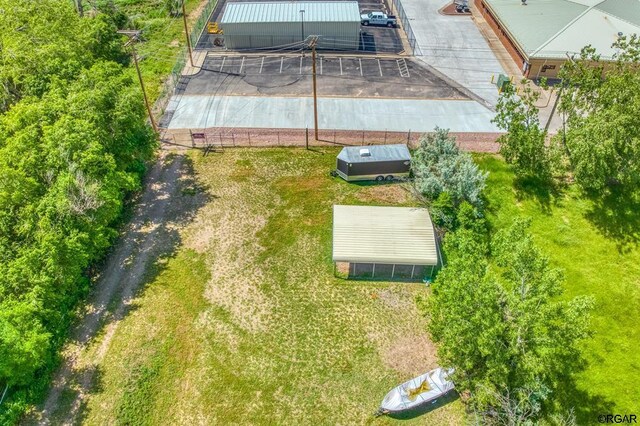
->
{"left": 360, "top": 11, "right": 398, "bottom": 27}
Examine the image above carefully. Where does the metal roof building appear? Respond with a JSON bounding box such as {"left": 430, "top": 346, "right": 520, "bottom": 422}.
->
{"left": 332, "top": 205, "right": 438, "bottom": 280}
{"left": 221, "top": 2, "right": 361, "bottom": 50}
{"left": 475, "top": 0, "right": 640, "bottom": 77}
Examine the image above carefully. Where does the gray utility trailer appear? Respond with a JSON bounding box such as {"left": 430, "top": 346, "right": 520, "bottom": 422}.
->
{"left": 335, "top": 144, "right": 411, "bottom": 182}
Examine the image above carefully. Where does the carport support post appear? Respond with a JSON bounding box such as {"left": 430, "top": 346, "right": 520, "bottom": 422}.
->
{"left": 181, "top": 0, "right": 194, "bottom": 67}
{"left": 305, "top": 127, "right": 309, "bottom": 150}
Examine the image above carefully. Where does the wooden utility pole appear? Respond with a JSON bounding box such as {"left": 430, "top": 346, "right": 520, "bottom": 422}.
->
{"left": 310, "top": 36, "right": 319, "bottom": 140}
{"left": 182, "top": 0, "right": 194, "bottom": 67}
{"left": 118, "top": 30, "right": 158, "bottom": 133}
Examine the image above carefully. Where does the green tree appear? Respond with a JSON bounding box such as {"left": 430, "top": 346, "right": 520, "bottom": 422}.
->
{"left": 493, "top": 81, "right": 553, "bottom": 181}
{"left": 425, "top": 219, "right": 593, "bottom": 423}
{"left": 558, "top": 36, "right": 640, "bottom": 192}
{"left": 412, "top": 128, "right": 487, "bottom": 228}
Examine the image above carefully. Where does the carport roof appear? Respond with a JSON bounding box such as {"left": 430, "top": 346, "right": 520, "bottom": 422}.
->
{"left": 484, "top": 0, "right": 640, "bottom": 60}
{"left": 332, "top": 205, "right": 438, "bottom": 265}
{"left": 221, "top": 1, "right": 361, "bottom": 24}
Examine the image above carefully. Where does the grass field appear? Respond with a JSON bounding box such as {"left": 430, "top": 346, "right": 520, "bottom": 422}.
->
{"left": 79, "top": 148, "right": 465, "bottom": 425}
{"left": 477, "top": 155, "right": 640, "bottom": 421}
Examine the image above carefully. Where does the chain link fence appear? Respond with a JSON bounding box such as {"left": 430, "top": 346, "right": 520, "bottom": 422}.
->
{"left": 161, "top": 128, "right": 501, "bottom": 153}
{"left": 391, "top": 0, "right": 421, "bottom": 55}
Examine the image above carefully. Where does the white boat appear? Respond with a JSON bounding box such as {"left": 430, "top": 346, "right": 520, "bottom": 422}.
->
{"left": 376, "top": 368, "right": 455, "bottom": 416}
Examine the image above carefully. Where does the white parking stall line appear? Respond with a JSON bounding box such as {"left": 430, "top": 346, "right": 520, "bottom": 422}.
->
{"left": 359, "top": 58, "right": 363, "bottom": 76}
{"left": 239, "top": 57, "right": 245, "bottom": 74}
{"left": 259, "top": 56, "right": 264, "bottom": 74}
{"left": 299, "top": 55, "right": 303, "bottom": 74}
{"left": 339, "top": 57, "right": 343, "bottom": 76}
{"left": 220, "top": 56, "right": 226, "bottom": 72}
{"left": 377, "top": 58, "right": 383, "bottom": 77}
{"left": 279, "top": 57, "right": 284, "bottom": 73}
{"left": 320, "top": 56, "right": 323, "bottom": 75}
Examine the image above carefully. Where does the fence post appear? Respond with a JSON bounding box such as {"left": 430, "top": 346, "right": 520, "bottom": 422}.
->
{"left": 219, "top": 133, "right": 223, "bottom": 147}
{"left": 333, "top": 130, "right": 336, "bottom": 143}
{"left": 248, "top": 131, "right": 251, "bottom": 146}
{"left": 407, "top": 129, "right": 411, "bottom": 147}
{"left": 232, "top": 132, "right": 235, "bottom": 146}
{"left": 362, "top": 130, "right": 365, "bottom": 145}
{"left": 384, "top": 129, "right": 388, "bottom": 143}
{"left": 277, "top": 131, "right": 280, "bottom": 146}
{"left": 306, "top": 127, "right": 309, "bottom": 150}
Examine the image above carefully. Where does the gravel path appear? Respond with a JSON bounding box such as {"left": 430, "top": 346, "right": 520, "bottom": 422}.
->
{"left": 28, "top": 153, "right": 189, "bottom": 425}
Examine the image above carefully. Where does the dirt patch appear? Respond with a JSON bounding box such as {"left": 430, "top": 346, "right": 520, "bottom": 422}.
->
{"left": 380, "top": 334, "right": 439, "bottom": 376}
{"left": 354, "top": 183, "right": 412, "bottom": 205}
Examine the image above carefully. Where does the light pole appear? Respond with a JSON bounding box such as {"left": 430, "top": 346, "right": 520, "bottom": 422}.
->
{"left": 300, "top": 10, "right": 305, "bottom": 43}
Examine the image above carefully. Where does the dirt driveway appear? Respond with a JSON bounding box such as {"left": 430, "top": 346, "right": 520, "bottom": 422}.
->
{"left": 27, "top": 152, "right": 206, "bottom": 425}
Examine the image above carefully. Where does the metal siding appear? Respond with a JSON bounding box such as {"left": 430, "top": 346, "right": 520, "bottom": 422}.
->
{"left": 222, "top": 1, "right": 360, "bottom": 49}
{"left": 349, "top": 160, "right": 411, "bottom": 176}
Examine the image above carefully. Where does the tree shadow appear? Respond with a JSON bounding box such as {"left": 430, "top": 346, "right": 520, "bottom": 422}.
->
{"left": 551, "top": 355, "right": 616, "bottom": 425}
{"left": 385, "top": 391, "right": 460, "bottom": 420}
{"left": 512, "top": 175, "right": 566, "bottom": 215}
{"left": 584, "top": 188, "right": 640, "bottom": 253}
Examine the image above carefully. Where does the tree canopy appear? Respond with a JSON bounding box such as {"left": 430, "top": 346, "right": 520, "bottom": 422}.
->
{"left": 412, "top": 128, "right": 487, "bottom": 228}
{"left": 559, "top": 36, "right": 640, "bottom": 192}
{"left": 424, "top": 219, "right": 592, "bottom": 424}
{"left": 0, "top": 1, "right": 155, "bottom": 420}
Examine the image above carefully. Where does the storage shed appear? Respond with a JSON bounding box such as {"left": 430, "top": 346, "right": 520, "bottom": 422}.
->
{"left": 336, "top": 144, "right": 411, "bottom": 182}
{"left": 221, "top": 2, "right": 361, "bottom": 50}
{"left": 332, "top": 205, "right": 439, "bottom": 281}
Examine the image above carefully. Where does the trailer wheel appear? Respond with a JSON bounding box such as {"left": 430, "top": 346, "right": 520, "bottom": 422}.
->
{"left": 363, "top": 21, "right": 369, "bottom": 26}
{"left": 387, "top": 22, "right": 393, "bottom": 27}
{"left": 375, "top": 175, "right": 385, "bottom": 182}
{"left": 385, "top": 175, "right": 394, "bottom": 181}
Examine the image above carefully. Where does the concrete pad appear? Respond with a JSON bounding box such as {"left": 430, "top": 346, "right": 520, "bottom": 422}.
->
{"left": 166, "top": 95, "right": 499, "bottom": 132}
{"left": 400, "top": 0, "right": 507, "bottom": 106}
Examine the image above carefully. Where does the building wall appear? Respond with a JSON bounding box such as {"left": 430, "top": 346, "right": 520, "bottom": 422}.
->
{"left": 528, "top": 59, "right": 566, "bottom": 79}
{"left": 222, "top": 21, "right": 360, "bottom": 50}
{"left": 475, "top": 0, "right": 528, "bottom": 75}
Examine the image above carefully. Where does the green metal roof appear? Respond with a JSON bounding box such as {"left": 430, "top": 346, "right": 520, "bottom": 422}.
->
{"left": 484, "top": 0, "right": 640, "bottom": 60}
{"left": 595, "top": 0, "right": 640, "bottom": 26}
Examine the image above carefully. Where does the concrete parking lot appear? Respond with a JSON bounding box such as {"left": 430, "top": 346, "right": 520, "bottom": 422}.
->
{"left": 175, "top": 53, "right": 467, "bottom": 99}
{"left": 196, "top": 0, "right": 406, "bottom": 54}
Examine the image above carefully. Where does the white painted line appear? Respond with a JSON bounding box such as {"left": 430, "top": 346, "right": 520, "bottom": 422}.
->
{"left": 377, "top": 59, "right": 383, "bottom": 77}
{"left": 259, "top": 56, "right": 264, "bottom": 74}
{"left": 239, "top": 57, "right": 245, "bottom": 74}
{"left": 320, "top": 56, "right": 323, "bottom": 75}
{"left": 359, "top": 58, "right": 363, "bottom": 76}
{"left": 299, "top": 55, "right": 303, "bottom": 74}
{"left": 279, "top": 57, "right": 284, "bottom": 73}
{"left": 220, "top": 56, "right": 226, "bottom": 72}
{"left": 397, "top": 59, "right": 402, "bottom": 77}
{"left": 339, "top": 57, "right": 343, "bottom": 76}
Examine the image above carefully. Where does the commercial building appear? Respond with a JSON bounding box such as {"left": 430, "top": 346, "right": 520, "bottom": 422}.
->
{"left": 332, "top": 205, "right": 439, "bottom": 281}
{"left": 476, "top": 0, "right": 640, "bottom": 78}
{"left": 221, "top": 1, "right": 361, "bottom": 50}
{"left": 335, "top": 144, "right": 412, "bottom": 182}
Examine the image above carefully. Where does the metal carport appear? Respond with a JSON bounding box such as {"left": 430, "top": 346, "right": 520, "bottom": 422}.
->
{"left": 332, "top": 205, "right": 438, "bottom": 280}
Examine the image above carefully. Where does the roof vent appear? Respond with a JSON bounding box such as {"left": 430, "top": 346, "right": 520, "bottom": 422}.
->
{"left": 521, "top": 0, "right": 527, "bottom": 4}
{"left": 359, "top": 148, "right": 371, "bottom": 157}
{"left": 618, "top": 32, "right": 624, "bottom": 38}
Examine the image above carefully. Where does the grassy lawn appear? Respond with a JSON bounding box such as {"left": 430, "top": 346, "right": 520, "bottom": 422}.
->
{"left": 477, "top": 155, "right": 640, "bottom": 420}
{"left": 80, "top": 148, "right": 465, "bottom": 425}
